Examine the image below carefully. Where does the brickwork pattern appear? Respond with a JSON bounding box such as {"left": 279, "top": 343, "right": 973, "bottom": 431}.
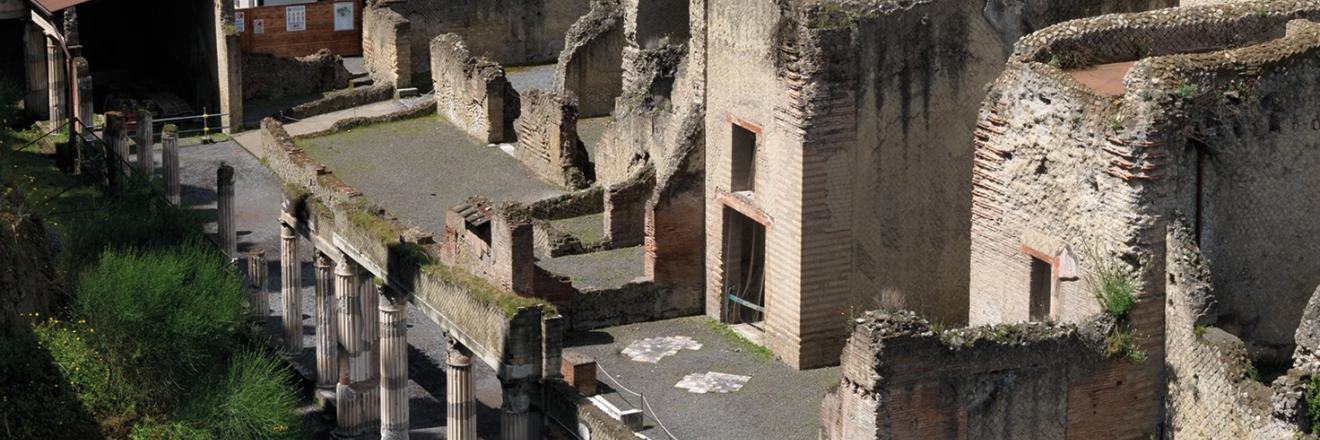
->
{"left": 514, "top": 90, "right": 596, "bottom": 189}
{"left": 431, "top": 33, "right": 516, "bottom": 144}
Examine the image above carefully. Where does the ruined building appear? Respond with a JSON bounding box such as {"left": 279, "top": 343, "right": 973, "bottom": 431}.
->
{"left": 701, "top": 0, "right": 1176, "bottom": 368}
{"left": 822, "top": 1, "right": 1320, "bottom": 438}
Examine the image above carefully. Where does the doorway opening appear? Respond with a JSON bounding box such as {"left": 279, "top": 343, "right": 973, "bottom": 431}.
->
{"left": 722, "top": 207, "right": 766, "bottom": 341}
{"left": 1029, "top": 256, "right": 1052, "bottom": 321}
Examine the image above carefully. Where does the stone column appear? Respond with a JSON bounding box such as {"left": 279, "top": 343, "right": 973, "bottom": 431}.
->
{"left": 135, "top": 108, "right": 154, "bottom": 178}
{"left": 23, "top": 23, "right": 49, "bottom": 121}
{"left": 501, "top": 381, "right": 536, "bottom": 440}
{"left": 246, "top": 249, "right": 268, "bottom": 318}
{"left": 280, "top": 221, "right": 303, "bottom": 355}
{"left": 447, "top": 339, "right": 476, "bottom": 440}
{"left": 314, "top": 251, "right": 338, "bottom": 400}
{"left": 217, "top": 163, "right": 236, "bottom": 258}
{"left": 161, "top": 125, "right": 180, "bottom": 205}
{"left": 357, "top": 272, "right": 381, "bottom": 428}
{"left": 379, "top": 292, "right": 409, "bottom": 440}
{"left": 335, "top": 257, "right": 366, "bottom": 437}
{"left": 74, "top": 57, "right": 92, "bottom": 172}
{"left": 106, "top": 112, "right": 132, "bottom": 178}
{"left": 46, "top": 37, "right": 65, "bottom": 126}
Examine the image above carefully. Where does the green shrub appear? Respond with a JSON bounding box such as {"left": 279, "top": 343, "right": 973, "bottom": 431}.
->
{"left": 59, "top": 181, "right": 202, "bottom": 276}
{"left": 1083, "top": 246, "right": 1139, "bottom": 319}
{"left": 1308, "top": 375, "right": 1320, "bottom": 429}
{"left": 72, "top": 241, "right": 245, "bottom": 412}
{"left": 182, "top": 350, "right": 300, "bottom": 440}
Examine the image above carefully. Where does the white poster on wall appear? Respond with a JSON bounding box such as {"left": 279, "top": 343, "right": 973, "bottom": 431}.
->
{"left": 253, "top": 18, "right": 265, "bottom": 35}
{"left": 234, "top": 11, "right": 246, "bottom": 33}
{"left": 333, "top": 2, "right": 354, "bottom": 31}
{"left": 286, "top": 5, "right": 306, "bottom": 32}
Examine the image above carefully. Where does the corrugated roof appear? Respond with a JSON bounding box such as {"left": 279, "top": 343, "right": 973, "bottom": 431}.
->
{"left": 32, "top": 0, "right": 95, "bottom": 14}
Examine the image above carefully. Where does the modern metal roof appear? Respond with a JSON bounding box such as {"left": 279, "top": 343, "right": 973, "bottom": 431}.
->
{"left": 32, "top": 0, "right": 95, "bottom": 15}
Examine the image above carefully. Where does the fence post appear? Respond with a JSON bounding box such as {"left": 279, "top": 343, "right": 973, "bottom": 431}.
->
{"left": 162, "top": 124, "right": 180, "bottom": 205}
{"left": 217, "top": 162, "right": 237, "bottom": 258}
{"left": 136, "top": 107, "right": 154, "bottom": 178}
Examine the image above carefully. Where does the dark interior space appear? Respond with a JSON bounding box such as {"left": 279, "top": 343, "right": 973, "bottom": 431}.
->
{"left": 74, "top": 0, "right": 217, "bottom": 117}
{"left": 1029, "top": 256, "right": 1051, "bottom": 320}
{"left": 0, "top": 19, "right": 25, "bottom": 92}
{"left": 724, "top": 207, "right": 766, "bottom": 327}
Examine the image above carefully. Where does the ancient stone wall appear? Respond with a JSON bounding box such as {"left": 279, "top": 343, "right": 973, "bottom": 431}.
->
{"left": 440, "top": 198, "right": 537, "bottom": 296}
{"left": 563, "top": 281, "right": 702, "bottom": 331}
{"left": 1161, "top": 220, "right": 1301, "bottom": 438}
{"left": 368, "top": 0, "right": 589, "bottom": 80}
{"left": 362, "top": 5, "right": 411, "bottom": 88}
{"left": 818, "top": 311, "right": 1159, "bottom": 439}
{"left": 242, "top": 49, "right": 351, "bottom": 101}
{"left": 554, "top": 0, "right": 625, "bottom": 118}
{"left": 286, "top": 83, "right": 395, "bottom": 120}
{"left": 701, "top": 0, "right": 1175, "bottom": 369}
{"left": 431, "top": 33, "right": 519, "bottom": 144}
{"left": 514, "top": 90, "right": 596, "bottom": 189}
{"left": 602, "top": 167, "right": 653, "bottom": 247}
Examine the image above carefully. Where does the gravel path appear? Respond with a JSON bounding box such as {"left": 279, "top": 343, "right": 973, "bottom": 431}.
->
{"left": 178, "top": 140, "right": 505, "bottom": 439}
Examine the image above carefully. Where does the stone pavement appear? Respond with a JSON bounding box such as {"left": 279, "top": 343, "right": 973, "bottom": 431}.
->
{"left": 564, "top": 316, "right": 840, "bottom": 440}
{"left": 178, "top": 139, "right": 504, "bottom": 438}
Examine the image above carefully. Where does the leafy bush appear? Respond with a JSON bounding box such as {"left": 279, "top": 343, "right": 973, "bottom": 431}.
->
{"left": 1083, "top": 245, "right": 1139, "bottom": 319}
{"left": 34, "top": 318, "right": 130, "bottom": 418}
{"left": 182, "top": 350, "right": 300, "bottom": 440}
{"left": 59, "top": 181, "right": 202, "bottom": 276}
{"left": 71, "top": 242, "right": 245, "bottom": 412}
{"left": 1308, "top": 375, "right": 1320, "bottom": 430}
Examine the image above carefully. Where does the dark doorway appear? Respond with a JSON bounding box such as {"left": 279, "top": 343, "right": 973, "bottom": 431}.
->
{"left": 723, "top": 207, "right": 766, "bottom": 329}
{"left": 1029, "top": 256, "right": 1052, "bottom": 320}
{"left": 731, "top": 123, "right": 756, "bottom": 193}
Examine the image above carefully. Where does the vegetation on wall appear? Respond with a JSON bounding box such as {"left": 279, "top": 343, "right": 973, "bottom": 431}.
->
{"left": 1084, "top": 245, "right": 1147, "bottom": 363}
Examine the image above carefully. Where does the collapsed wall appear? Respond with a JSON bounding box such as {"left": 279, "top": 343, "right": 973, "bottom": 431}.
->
{"left": 364, "top": 0, "right": 590, "bottom": 87}
{"left": 819, "top": 311, "right": 1157, "bottom": 439}
{"left": 431, "top": 33, "right": 519, "bottom": 144}
{"left": 514, "top": 90, "right": 596, "bottom": 189}
{"left": 554, "top": 0, "right": 625, "bottom": 118}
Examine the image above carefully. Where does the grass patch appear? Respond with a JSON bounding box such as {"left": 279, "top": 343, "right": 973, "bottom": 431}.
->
{"left": 422, "top": 263, "right": 551, "bottom": 316}
{"left": 704, "top": 318, "right": 775, "bottom": 362}
{"left": 1083, "top": 245, "right": 1146, "bottom": 362}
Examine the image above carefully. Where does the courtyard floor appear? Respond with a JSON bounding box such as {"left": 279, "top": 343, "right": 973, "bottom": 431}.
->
{"left": 565, "top": 316, "right": 841, "bottom": 440}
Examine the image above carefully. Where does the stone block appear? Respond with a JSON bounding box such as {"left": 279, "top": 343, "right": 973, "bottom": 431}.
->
{"left": 561, "top": 351, "right": 598, "bottom": 396}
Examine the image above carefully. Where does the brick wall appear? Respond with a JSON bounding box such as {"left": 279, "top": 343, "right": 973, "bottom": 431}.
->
{"left": 241, "top": 49, "right": 350, "bottom": 101}
{"left": 362, "top": 5, "right": 410, "bottom": 88}
{"left": 237, "top": 0, "right": 363, "bottom": 58}
{"left": 819, "top": 311, "right": 1159, "bottom": 439}
{"left": 514, "top": 90, "right": 596, "bottom": 189}
{"left": 431, "top": 33, "right": 518, "bottom": 144}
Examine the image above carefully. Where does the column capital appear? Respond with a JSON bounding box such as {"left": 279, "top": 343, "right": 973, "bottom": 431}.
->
{"left": 447, "top": 338, "right": 472, "bottom": 367}
{"left": 279, "top": 220, "right": 296, "bottom": 238}
{"left": 335, "top": 255, "right": 355, "bottom": 278}
{"left": 314, "top": 250, "right": 333, "bottom": 268}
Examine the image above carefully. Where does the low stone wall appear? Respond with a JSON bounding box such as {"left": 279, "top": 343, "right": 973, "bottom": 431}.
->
{"left": 554, "top": 0, "right": 626, "bottom": 117}
{"left": 286, "top": 84, "right": 395, "bottom": 120}
{"left": 258, "top": 117, "right": 548, "bottom": 368}
{"left": 563, "top": 281, "right": 702, "bottom": 331}
{"left": 291, "top": 97, "right": 436, "bottom": 139}
{"left": 525, "top": 186, "right": 604, "bottom": 221}
{"left": 514, "top": 90, "right": 596, "bottom": 189}
{"left": 818, "top": 311, "right": 1162, "bottom": 439}
{"left": 431, "top": 33, "right": 519, "bottom": 144}
{"left": 363, "top": 6, "right": 411, "bottom": 88}
{"left": 242, "top": 50, "right": 351, "bottom": 101}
